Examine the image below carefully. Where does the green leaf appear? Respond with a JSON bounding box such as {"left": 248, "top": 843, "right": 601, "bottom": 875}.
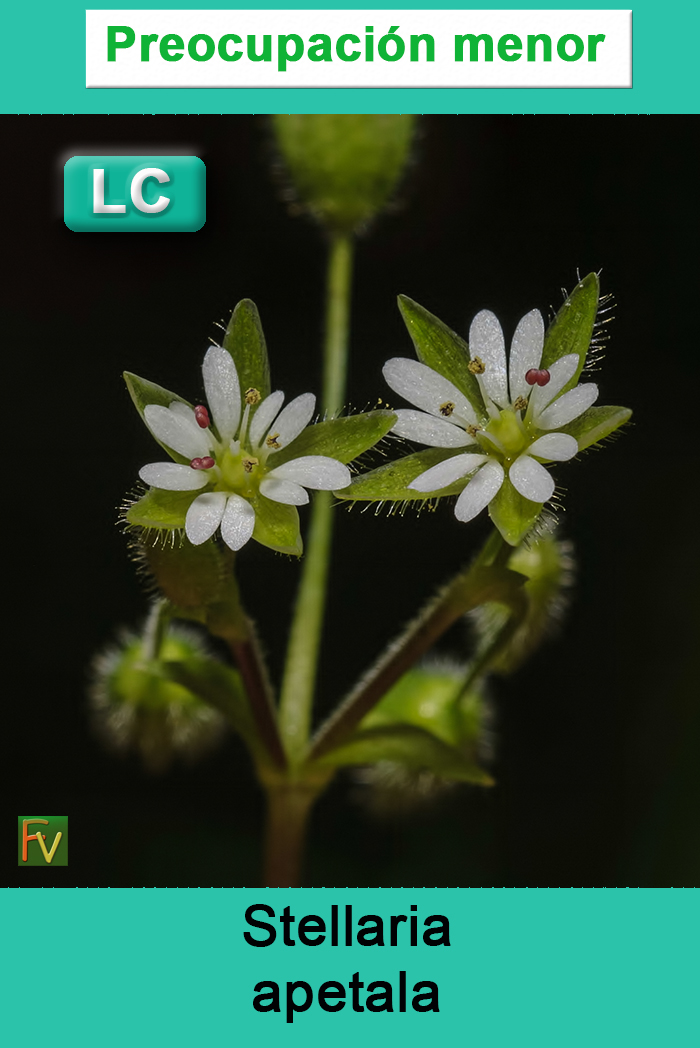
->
{"left": 272, "top": 410, "right": 397, "bottom": 468}
{"left": 162, "top": 657, "right": 260, "bottom": 753}
{"left": 126, "top": 488, "right": 197, "bottom": 529}
{"left": 560, "top": 405, "right": 632, "bottom": 452}
{"left": 250, "top": 494, "right": 303, "bottom": 556}
{"left": 540, "top": 272, "right": 599, "bottom": 394}
{"left": 222, "top": 299, "right": 271, "bottom": 402}
{"left": 315, "top": 724, "right": 493, "bottom": 786}
{"left": 335, "top": 447, "right": 469, "bottom": 502}
{"left": 488, "top": 476, "right": 544, "bottom": 546}
{"left": 124, "top": 372, "right": 193, "bottom": 464}
{"left": 398, "top": 296, "right": 486, "bottom": 419}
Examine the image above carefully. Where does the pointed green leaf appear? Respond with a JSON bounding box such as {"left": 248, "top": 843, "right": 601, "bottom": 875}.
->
{"left": 560, "top": 404, "right": 632, "bottom": 452}
{"left": 540, "top": 272, "right": 599, "bottom": 394}
{"left": 126, "top": 488, "right": 197, "bottom": 530}
{"left": 315, "top": 724, "right": 493, "bottom": 785}
{"left": 398, "top": 296, "right": 486, "bottom": 419}
{"left": 271, "top": 410, "right": 397, "bottom": 468}
{"left": 488, "top": 476, "right": 544, "bottom": 546}
{"left": 124, "top": 372, "right": 193, "bottom": 464}
{"left": 162, "top": 657, "right": 262, "bottom": 755}
{"left": 222, "top": 299, "right": 271, "bottom": 401}
{"left": 250, "top": 494, "right": 302, "bottom": 556}
{"left": 335, "top": 447, "right": 469, "bottom": 502}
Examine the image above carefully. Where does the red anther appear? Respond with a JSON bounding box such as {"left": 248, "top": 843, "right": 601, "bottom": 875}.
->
{"left": 194, "top": 405, "right": 211, "bottom": 429}
{"left": 525, "top": 368, "right": 551, "bottom": 387}
{"left": 201, "top": 456, "right": 215, "bottom": 469}
{"left": 190, "top": 457, "right": 204, "bottom": 469}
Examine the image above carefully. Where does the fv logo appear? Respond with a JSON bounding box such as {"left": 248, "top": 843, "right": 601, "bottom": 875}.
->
{"left": 18, "top": 816, "right": 68, "bottom": 866}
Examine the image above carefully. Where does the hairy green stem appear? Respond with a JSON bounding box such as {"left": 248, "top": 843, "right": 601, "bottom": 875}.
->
{"left": 278, "top": 234, "right": 354, "bottom": 764}
{"left": 309, "top": 531, "right": 527, "bottom": 760}
{"left": 141, "top": 599, "right": 172, "bottom": 661}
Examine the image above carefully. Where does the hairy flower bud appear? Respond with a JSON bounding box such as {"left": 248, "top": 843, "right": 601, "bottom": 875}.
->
{"left": 89, "top": 620, "right": 226, "bottom": 773}
{"left": 272, "top": 114, "right": 415, "bottom": 234}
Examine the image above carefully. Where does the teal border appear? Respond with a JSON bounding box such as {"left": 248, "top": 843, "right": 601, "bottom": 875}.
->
{"left": 2, "top": 888, "right": 697, "bottom": 1045}
{"left": 3, "top": 1, "right": 699, "bottom": 113}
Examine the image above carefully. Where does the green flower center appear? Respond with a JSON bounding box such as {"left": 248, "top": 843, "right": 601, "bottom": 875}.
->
{"left": 215, "top": 447, "right": 263, "bottom": 497}
{"left": 484, "top": 409, "right": 529, "bottom": 459}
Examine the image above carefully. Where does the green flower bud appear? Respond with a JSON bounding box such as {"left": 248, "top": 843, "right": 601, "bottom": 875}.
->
{"left": 472, "top": 531, "right": 575, "bottom": 674}
{"left": 347, "top": 660, "right": 493, "bottom": 816}
{"left": 272, "top": 114, "right": 415, "bottom": 234}
{"left": 89, "top": 619, "right": 226, "bottom": 773}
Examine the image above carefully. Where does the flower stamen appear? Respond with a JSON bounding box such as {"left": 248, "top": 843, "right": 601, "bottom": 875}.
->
{"left": 243, "top": 456, "right": 259, "bottom": 474}
{"left": 512, "top": 395, "right": 528, "bottom": 412}
{"left": 468, "top": 356, "right": 486, "bottom": 375}
{"left": 439, "top": 401, "right": 455, "bottom": 417}
{"left": 266, "top": 432, "right": 281, "bottom": 449}
{"left": 194, "top": 405, "right": 211, "bottom": 428}
{"left": 525, "top": 368, "right": 551, "bottom": 387}
{"left": 245, "top": 388, "right": 262, "bottom": 405}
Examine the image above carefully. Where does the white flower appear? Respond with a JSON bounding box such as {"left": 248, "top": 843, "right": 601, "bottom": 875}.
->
{"left": 383, "top": 308, "right": 598, "bottom": 523}
{"left": 138, "top": 346, "right": 351, "bottom": 550}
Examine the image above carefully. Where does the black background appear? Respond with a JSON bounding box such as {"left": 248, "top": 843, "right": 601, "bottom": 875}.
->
{"left": 5, "top": 114, "right": 698, "bottom": 887}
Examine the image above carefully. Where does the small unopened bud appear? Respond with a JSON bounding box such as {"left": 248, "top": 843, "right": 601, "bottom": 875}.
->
{"left": 89, "top": 622, "right": 225, "bottom": 774}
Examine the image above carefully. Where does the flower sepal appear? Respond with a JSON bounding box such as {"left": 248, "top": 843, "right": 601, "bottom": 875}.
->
{"left": 560, "top": 404, "right": 632, "bottom": 452}
{"left": 249, "top": 494, "right": 303, "bottom": 557}
{"left": 540, "top": 272, "right": 599, "bottom": 392}
{"left": 335, "top": 446, "right": 472, "bottom": 504}
{"left": 398, "top": 294, "right": 486, "bottom": 417}
{"left": 126, "top": 488, "right": 196, "bottom": 530}
{"left": 271, "top": 409, "right": 397, "bottom": 467}
{"left": 222, "top": 298, "right": 271, "bottom": 402}
{"left": 124, "top": 372, "right": 195, "bottom": 464}
{"left": 488, "top": 476, "right": 545, "bottom": 546}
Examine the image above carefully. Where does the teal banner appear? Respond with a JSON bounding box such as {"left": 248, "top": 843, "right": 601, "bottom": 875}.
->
{"left": 1, "top": 0, "right": 699, "bottom": 112}
{"left": 2, "top": 888, "right": 697, "bottom": 1045}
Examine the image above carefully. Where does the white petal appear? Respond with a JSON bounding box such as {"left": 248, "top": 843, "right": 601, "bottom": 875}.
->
{"left": 169, "top": 401, "right": 196, "bottom": 424}
{"left": 454, "top": 461, "right": 504, "bottom": 522}
{"left": 537, "top": 384, "right": 599, "bottom": 429}
{"left": 259, "top": 478, "right": 309, "bottom": 505}
{"left": 509, "top": 455, "right": 555, "bottom": 503}
{"left": 249, "top": 390, "right": 285, "bottom": 450}
{"left": 144, "top": 404, "right": 210, "bottom": 459}
{"left": 185, "top": 492, "right": 226, "bottom": 545}
{"left": 409, "top": 454, "right": 487, "bottom": 493}
{"left": 528, "top": 433, "right": 579, "bottom": 462}
{"left": 220, "top": 494, "right": 256, "bottom": 551}
{"left": 509, "top": 309, "right": 544, "bottom": 403}
{"left": 529, "top": 354, "right": 579, "bottom": 417}
{"left": 139, "top": 462, "right": 209, "bottom": 491}
{"left": 382, "top": 358, "right": 477, "bottom": 425}
{"left": 202, "top": 346, "right": 241, "bottom": 442}
{"left": 392, "top": 409, "right": 473, "bottom": 448}
{"left": 469, "top": 310, "right": 508, "bottom": 407}
{"left": 268, "top": 455, "right": 351, "bottom": 490}
{"left": 270, "top": 392, "right": 316, "bottom": 450}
